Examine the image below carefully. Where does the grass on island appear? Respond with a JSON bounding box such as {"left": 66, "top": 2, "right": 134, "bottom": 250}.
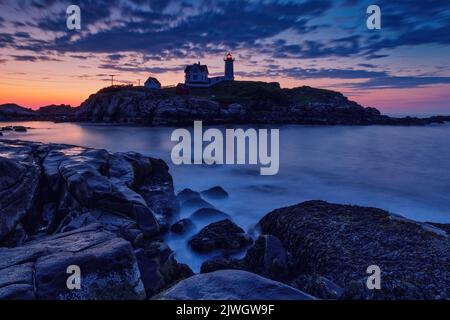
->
{"left": 98, "top": 81, "right": 344, "bottom": 106}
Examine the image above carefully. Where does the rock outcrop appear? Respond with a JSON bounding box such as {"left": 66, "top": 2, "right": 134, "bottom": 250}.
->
{"left": 156, "top": 270, "right": 315, "bottom": 300}
{"left": 201, "top": 234, "right": 289, "bottom": 281}
{"left": 0, "top": 104, "right": 74, "bottom": 121}
{"left": 170, "top": 219, "right": 195, "bottom": 234}
{"left": 189, "top": 219, "right": 253, "bottom": 253}
{"left": 257, "top": 200, "right": 449, "bottom": 300}
{"left": 0, "top": 139, "right": 190, "bottom": 300}
{"left": 201, "top": 186, "right": 229, "bottom": 200}
{"left": 72, "top": 84, "right": 450, "bottom": 126}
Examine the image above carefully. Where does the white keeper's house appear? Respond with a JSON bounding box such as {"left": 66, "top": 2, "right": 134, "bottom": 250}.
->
{"left": 184, "top": 52, "right": 235, "bottom": 87}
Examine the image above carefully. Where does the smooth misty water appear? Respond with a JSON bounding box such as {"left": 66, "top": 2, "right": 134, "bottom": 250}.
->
{"left": 2, "top": 121, "right": 450, "bottom": 271}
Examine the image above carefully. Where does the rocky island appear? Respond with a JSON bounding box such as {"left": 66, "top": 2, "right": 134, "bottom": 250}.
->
{"left": 0, "top": 139, "right": 448, "bottom": 300}
{"left": 1, "top": 81, "right": 449, "bottom": 125}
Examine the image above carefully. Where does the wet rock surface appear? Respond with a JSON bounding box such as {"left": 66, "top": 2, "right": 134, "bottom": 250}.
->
{"left": 258, "top": 200, "right": 450, "bottom": 300}
{"left": 156, "top": 270, "right": 315, "bottom": 300}
{"left": 201, "top": 235, "right": 289, "bottom": 280}
{"left": 1, "top": 139, "right": 449, "bottom": 300}
{"left": 0, "top": 139, "right": 191, "bottom": 300}
{"left": 189, "top": 219, "right": 253, "bottom": 253}
{"left": 189, "top": 208, "right": 230, "bottom": 224}
{"left": 201, "top": 186, "right": 229, "bottom": 200}
{"left": 170, "top": 219, "right": 195, "bottom": 234}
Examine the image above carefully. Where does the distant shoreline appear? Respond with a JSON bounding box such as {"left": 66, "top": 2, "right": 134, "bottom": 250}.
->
{"left": 2, "top": 82, "right": 450, "bottom": 126}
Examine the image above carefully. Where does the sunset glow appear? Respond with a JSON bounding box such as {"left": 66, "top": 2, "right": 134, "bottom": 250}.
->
{"left": 1, "top": 0, "right": 449, "bottom": 114}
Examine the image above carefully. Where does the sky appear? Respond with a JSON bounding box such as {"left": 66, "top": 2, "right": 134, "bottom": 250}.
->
{"left": 0, "top": 0, "right": 449, "bottom": 114}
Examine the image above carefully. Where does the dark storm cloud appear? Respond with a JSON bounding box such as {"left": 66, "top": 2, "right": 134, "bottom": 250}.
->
{"left": 271, "top": 35, "right": 361, "bottom": 59}
{"left": 1, "top": 0, "right": 449, "bottom": 90}
{"left": 21, "top": 0, "right": 334, "bottom": 58}
{"left": 36, "top": 0, "right": 120, "bottom": 32}
{"left": 361, "top": 0, "right": 450, "bottom": 54}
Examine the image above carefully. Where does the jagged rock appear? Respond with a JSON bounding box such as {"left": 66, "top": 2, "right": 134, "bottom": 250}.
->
{"left": 258, "top": 200, "right": 450, "bottom": 300}
{"left": 0, "top": 140, "right": 190, "bottom": 300}
{"left": 0, "top": 139, "right": 178, "bottom": 239}
{"left": 170, "top": 219, "right": 195, "bottom": 234}
{"left": 135, "top": 241, "right": 194, "bottom": 297}
{"left": 190, "top": 208, "right": 230, "bottom": 224}
{"left": 155, "top": 270, "right": 315, "bottom": 300}
{"left": 189, "top": 219, "right": 253, "bottom": 253}
{"left": 200, "top": 186, "right": 229, "bottom": 199}
{"left": 67, "top": 84, "right": 450, "bottom": 125}
{"left": 0, "top": 224, "right": 146, "bottom": 300}
{"left": 243, "top": 235, "right": 288, "bottom": 279}
{"left": 0, "top": 157, "right": 40, "bottom": 242}
{"left": 0, "top": 224, "right": 28, "bottom": 247}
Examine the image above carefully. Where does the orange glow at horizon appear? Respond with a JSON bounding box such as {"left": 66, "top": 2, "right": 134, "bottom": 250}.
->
{"left": 1, "top": 57, "right": 450, "bottom": 114}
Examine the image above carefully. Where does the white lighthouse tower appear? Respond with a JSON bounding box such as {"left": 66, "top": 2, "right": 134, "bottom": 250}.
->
{"left": 224, "top": 52, "right": 235, "bottom": 80}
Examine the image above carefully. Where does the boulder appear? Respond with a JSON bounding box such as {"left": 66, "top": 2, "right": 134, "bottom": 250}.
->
{"left": 181, "top": 198, "right": 214, "bottom": 212}
{"left": 258, "top": 200, "right": 450, "bottom": 299}
{"left": 170, "top": 219, "right": 195, "bottom": 234}
{"left": 0, "top": 140, "right": 187, "bottom": 300}
{"left": 0, "top": 139, "right": 178, "bottom": 239}
{"left": 0, "top": 224, "right": 146, "bottom": 300}
{"left": 189, "top": 219, "right": 253, "bottom": 253}
{"left": 200, "top": 186, "right": 229, "bottom": 199}
{"left": 243, "top": 235, "right": 288, "bottom": 279}
{"left": 134, "top": 241, "right": 193, "bottom": 297}
{"left": 177, "top": 188, "right": 201, "bottom": 202}
{"left": 200, "top": 235, "right": 288, "bottom": 281}
{"left": 291, "top": 274, "right": 344, "bottom": 300}
{"left": 155, "top": 270, "right": 315, "bottom": 300}
{"left": 190, "top": 208, "right": 230, "bottom": 224}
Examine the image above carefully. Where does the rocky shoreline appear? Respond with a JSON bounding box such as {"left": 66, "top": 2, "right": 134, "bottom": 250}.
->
{"left": 1, "top": 83, "right": 450, "bottom": 126}
{"left": 0, "top": 139, "right": 449, "bottom": 300}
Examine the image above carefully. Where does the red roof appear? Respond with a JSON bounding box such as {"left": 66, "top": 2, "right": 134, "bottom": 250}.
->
{"left": 224, "top": 52, "right": 234, "bottom": 61}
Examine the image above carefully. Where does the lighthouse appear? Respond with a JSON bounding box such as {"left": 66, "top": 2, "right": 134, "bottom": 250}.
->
{"left": 224, "top": 52, "right": 235, "bottom": 80}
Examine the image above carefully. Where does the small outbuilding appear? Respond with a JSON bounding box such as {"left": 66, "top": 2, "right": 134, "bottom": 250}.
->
{"left": 144, "top": 77, "right": 161, "bottom": 89}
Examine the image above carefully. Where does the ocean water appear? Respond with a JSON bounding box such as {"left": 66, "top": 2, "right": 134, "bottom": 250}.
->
{"left": 2, "top": 121, "right": 450, "bottom": 271}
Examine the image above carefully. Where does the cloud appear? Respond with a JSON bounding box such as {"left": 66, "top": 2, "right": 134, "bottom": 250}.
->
{"left": 11, "top": 0, "right": 333, "bottom": 60}
{"left": 99, "top": 63, "right": 183, "bottom": 74}
{"left": 10, "top": 54, "right": 62, "bottom": 62}
{"left": 345, "top": 76, "right": 450, "bottom": 89}
{"left": 281, "top": 67, "right": 389, "bottom": 79}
